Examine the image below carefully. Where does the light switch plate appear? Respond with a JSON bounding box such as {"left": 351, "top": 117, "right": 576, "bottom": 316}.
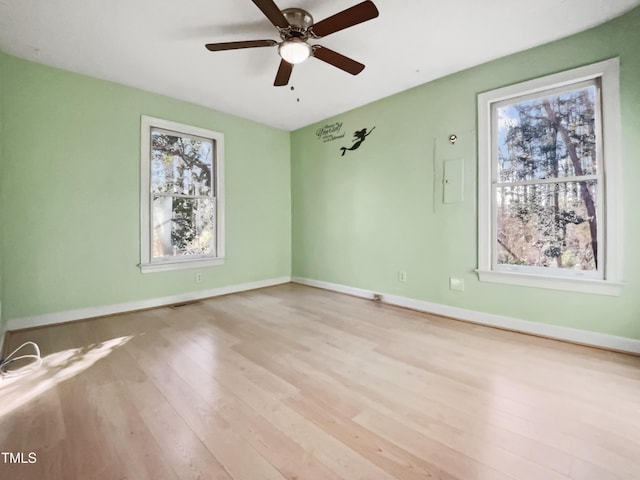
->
{"left": 450, "top": 277, "right": 465, "bottom": 291}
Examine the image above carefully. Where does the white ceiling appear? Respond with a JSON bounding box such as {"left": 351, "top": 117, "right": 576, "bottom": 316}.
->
{"left": 1, "top": 0, "right": 638, "bottom": 131}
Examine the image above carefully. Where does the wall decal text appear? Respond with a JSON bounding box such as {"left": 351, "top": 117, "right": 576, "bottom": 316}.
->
{"left": 316, "top": 122, "right": 345, "bottom": 143}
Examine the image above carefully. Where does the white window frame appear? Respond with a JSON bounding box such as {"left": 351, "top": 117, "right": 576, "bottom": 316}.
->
{"left": 139, "top": 115, "right": 225, "bottom": 273}
{"left": 477, "top": 58, "right": 623, "bottom": 295}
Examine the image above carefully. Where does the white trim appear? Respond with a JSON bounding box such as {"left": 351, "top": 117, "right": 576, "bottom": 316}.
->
{"left": 479, "top": 59, "right": 619, "bottom": 105}
{"left": 476, "top": 269, "right": 622, "bottom": 295}
{"left": 140, "top": 115, "right": 226, "bottom": 273}
{"left": 477, "top": 58, "right": 622, "bottom": 293}
{"left": 5, "top": 277, "right": 291, "bottom": 332}
{"left": 292, "top": 277, "right": 374, "bottom": 299}
{"left": 139, "top": 256, "right": 225, "bottom": 273}
{"left": 291, "top": 276, "right": 640, "bottom": 355}
{"left": 599, "top": 59, "right": 623, "bottom": 282}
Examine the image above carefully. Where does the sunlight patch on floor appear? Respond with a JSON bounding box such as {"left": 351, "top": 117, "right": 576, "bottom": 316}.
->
{"left": 0, "top": 335, "right": 134, "bottom": 418}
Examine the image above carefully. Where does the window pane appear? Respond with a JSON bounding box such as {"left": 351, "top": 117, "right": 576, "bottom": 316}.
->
{"left": 496, "top": 181, "right": 597, "bottom": 271}
{"left": 152, "top": 197, "right": 216, "bottom": 259}
{"left": 496, "top": 85, "right": 598, "bottom": 183}
{"left": 151, "top": 130, "right": 213, "bottom": 196}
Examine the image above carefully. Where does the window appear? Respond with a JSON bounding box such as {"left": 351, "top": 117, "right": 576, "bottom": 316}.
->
{"left": 477, "top": 59, "right": 622, "bottom": 295}
{"left": 140, "top": 116, "right": 225, "bottom": 273}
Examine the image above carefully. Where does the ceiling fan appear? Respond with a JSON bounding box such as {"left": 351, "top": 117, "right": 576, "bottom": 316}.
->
{"left": 205, "top": 0, "right": 379, "bottom": 86}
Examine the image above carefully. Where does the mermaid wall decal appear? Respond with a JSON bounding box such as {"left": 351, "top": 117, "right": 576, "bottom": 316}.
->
{"left": 340, "top": 126, "right": 375, "bottom": 156}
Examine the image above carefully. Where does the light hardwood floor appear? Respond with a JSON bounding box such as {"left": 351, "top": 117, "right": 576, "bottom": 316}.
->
{"left": 1, "top": 284, "right": 639, "bottom": 479}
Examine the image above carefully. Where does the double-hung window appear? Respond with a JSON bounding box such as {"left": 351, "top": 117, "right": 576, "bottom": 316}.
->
{"left": 140, "top": 116, "right": 225, "bottom": 273}
{"left": 477, "top": 59, "right": 622, "bottom": 295}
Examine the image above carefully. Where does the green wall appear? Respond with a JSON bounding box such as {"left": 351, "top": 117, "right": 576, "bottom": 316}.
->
{"left": 291, "top": 8, "right": 640, "bottom": 340}
{"left": 1, "top": 7, "right": 639, "bottom": 342}
{"left": 0, "top": 54, "right": 291, "bottom": 320}
{"left": 0, "top": 52, "right": 5, "bottom": 336}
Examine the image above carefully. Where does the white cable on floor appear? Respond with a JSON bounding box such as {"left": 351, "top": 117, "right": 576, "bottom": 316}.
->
{"left": 0, "top": 341, "right": 42, "bottom": 379}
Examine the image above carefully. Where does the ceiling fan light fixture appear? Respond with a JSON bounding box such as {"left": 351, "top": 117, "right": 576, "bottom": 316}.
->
{"left": 278, "top": 39, "right": 311, "bottom": 64}
{"left": 204, "top": 0, "right": 380, "bottom": 87}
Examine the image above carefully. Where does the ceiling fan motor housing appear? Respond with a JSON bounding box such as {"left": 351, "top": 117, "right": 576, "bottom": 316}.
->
{"left": 281, "top": 8, "right": 314, "bottom": 39}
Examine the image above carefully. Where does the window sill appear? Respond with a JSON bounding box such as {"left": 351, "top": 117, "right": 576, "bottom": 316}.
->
{"left": 140, "top": 257, "right": 225, "bottom": 273}
{"left": 476, "top": 269, "right": 623, "bottom": 296}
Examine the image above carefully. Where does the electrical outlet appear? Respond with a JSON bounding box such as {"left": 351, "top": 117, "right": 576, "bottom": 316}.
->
{"left": 195, "top": 272, "right": 203, "bottom": 283}
{"left": 398, "top": 271, "right": 407, "bottom": 282}
{"left": 449, "top": 277, "right": 464, "bottom": 292}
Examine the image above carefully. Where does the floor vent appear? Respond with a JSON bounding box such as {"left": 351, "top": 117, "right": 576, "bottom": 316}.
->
{"left": 170, "top": 301, "right": 201, "bottom": 309}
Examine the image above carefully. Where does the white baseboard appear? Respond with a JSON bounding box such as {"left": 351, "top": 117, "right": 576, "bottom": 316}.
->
{"left": 6, "top": 276, "right": 292, "bottom": 332}
{"left": 7, "top": 275, "right": 638, "bottom": 355}
{"left": 291, "top": 276, "right": 640, "bottom": 355}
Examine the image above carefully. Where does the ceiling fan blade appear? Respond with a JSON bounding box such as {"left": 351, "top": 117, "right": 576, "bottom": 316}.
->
{"left": 274, "top": 60, "right": 293, "bottom": 86}
{"left": 310, "top": 1, "right": 379, "bottom": 38}
{"left": 205, "top": 40, "right": 278, "bottom": 51}
{"left": 312, "top": 46, "right": 365, "bottom": 75}
{"left": 251, "top": 0, "right": 290, "bottom": 29}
